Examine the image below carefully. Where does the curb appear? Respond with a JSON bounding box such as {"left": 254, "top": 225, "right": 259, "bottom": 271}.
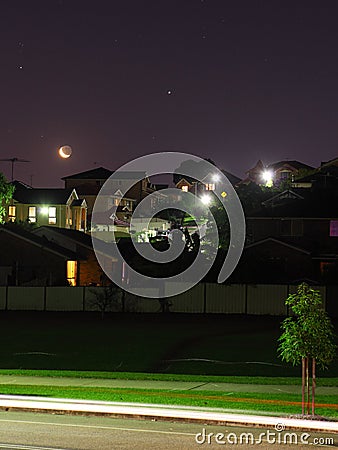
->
{"left": 0, "top": 395, "right": 337, "bottom": 433}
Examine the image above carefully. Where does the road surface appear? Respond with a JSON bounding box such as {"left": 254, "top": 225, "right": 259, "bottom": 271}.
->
{"left": 0, "top": 410, "right": 336, "bottom": 449}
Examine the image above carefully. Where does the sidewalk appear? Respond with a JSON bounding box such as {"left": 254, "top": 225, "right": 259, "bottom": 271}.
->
{"left": 0, "top": 375, "right": 337, "bottom": 433}
{"left": 0, "top": 374, "right": 336, "bottom": 395}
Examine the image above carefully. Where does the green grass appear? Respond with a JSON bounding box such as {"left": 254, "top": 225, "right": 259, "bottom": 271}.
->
{"left": 0, "top": 370, "right": 338, "bottom": 387}
{"left": 0, "top": 312, "right": 337, "bottom": 377}
{"left": 0, "top": 384, "right": 337, "bottom": 419}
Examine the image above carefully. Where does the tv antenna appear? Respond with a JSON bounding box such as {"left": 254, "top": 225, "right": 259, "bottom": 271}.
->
{"left": 0, "top": 157, "right": 30, "bottom": 181}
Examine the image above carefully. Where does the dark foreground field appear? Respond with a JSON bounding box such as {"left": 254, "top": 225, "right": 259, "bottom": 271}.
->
{"left": 0, "top": 312, "right": 337, "bottom": 378}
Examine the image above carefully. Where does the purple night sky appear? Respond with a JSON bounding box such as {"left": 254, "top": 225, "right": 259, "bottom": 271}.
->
{"left": 1, "top": 0, "right": 338, "bottom": 186}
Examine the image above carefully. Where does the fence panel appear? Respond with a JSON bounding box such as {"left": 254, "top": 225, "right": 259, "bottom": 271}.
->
{"left": 7, "top": 287, "right": 44, "bottom": 310}
{"left": 206, "top": 284, "right": 246, "bottom": 313}
{"left": 0, "top": 287, "right": 6, "bottom": 310}
{"left": 168, "top": 284, "right": 204, "bottom": 313}
{"left": 247, "top": 284, "right": 288, "bottom": 315}
{"left": 46, "top": 287, "right": 84, "bottom": 311}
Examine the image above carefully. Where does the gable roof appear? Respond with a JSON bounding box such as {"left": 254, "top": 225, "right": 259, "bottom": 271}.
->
{"left": 251, "top": 190, "right": 338, "bottom": 218}
{"left": 62, "top": 167, "right": 113, "bottom": 180}
{"left": 34, "top": 226, "right": 93, "bottom": 248}
{"left": 62, "top": 167, "right": 147, "bottom": 181}
{"left": 13, "top": 188, "right": 76, "bottom": 205}
{"left": 268, "top": 160, "right": 314, "bottom": 171}
{"left": 34, "top": 226, "right": 118, "bottom": 259}
{"left": 0, "top": 224, "right": 77, "bottom": 259}
{"left": 245, "top": 237, "right": 311, "bottom": 254}
{"left": 261, "top": 189, "right": 304, "bottom": 207}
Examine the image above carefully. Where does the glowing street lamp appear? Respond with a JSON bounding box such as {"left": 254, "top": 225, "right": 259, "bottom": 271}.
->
{"left": 212, "top": 174, "right": 220, "bottom": 182}
{"left": 262, "top": 170, "right": 273, "bottom": 187}
{"left": 200, "top": 193, "right": 212, "bottom": 205}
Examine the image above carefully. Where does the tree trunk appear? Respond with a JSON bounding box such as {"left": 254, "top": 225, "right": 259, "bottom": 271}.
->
{"left": 312, "top": 358, "right": 316, "bottom": 416}
{"left": 306, "top": 356, "right": 310, "bottom": 415}
{"left": 301, "top": 357, "right": 305, "bottom": 415}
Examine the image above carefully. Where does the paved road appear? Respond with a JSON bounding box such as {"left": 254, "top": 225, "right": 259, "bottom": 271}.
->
{"left": 0, "top": 411, "right": 336, "bottom": 450}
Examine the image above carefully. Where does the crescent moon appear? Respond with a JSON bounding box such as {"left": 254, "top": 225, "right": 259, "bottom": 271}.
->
{"left": 58, "top": 146, "right": 72, "bottom": 159}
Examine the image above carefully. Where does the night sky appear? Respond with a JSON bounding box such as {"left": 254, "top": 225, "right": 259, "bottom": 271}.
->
{"left": 1, "top": 0, "right": 338, "bottom": 186}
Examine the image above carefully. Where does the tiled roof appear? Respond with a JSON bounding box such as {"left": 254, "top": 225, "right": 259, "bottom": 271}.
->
{"left": 13, "top": 188, "right": 75, "bottom": 205}
{"left": 62, "top": 167, "right": 113, "bottom": 180}
{"left": 1, "top": 224, "right": 77, "bottom": 259}
{"left": 268, "top": 160, "right": 315, "bottom": 171}
{"left": 62, "top": 167, "right": 147, "bottom": 181}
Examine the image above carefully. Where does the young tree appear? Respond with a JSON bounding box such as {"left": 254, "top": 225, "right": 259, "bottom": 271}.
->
{"left": 0, "top": 173, "right": 14, "bottom": 223}
{"left": 278, "top": 283, "right": 336, "bottom": 415}
{"left": 88, "top": 284, "right": 122, "bottom": 319}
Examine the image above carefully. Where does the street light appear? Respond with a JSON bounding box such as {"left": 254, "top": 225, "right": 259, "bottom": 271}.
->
{"left": 200, "top": 194, "right": 212, "bottom": 205}
{"left": 262, "top": 170, "right": 273, "bottom": 187}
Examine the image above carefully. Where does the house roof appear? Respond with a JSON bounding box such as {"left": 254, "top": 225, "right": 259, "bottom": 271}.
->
{"left": 35, "top": 226, "right": 93, "bottom": 248}
{"left": 33, "top": 226, "right": 118, "bottom": 259}
{"left": 13, "top": 188, "right": 76, "bottom": 205}
{"left": 221, "top": 170, "right": 241, "bottom": 185}
{"left": 245, "top": 237, "right": 311, "bottom": 254}
{"left": 0, "top": 224, "right": 78, "bottom": 259}
{"left": 268, "top": 160, "right": 314, "bottom": 171}
{"left": 251, "top": 190, "right": 338, "bottom": 218}
{"left": 62, "top": 167, "right": 113, "bottom": 180}
{"left": 62, "top": 167, "right": 147, "bottom": 181}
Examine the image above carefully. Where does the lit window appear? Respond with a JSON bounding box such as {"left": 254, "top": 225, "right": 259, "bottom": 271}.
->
{"left": 8, "top": 205, "right": 16, "bottom": 221}
{"left": 181, "top": 185, "right": 188, "bottom": 192}
{"left": 205, "top": 183, "right": 215, "bottom": 191}
{"left": 330, "top": 220, "right": 338, "bottom": 237}
{"left": 48, "top": 207, "right": 57, "bottom": 224}
{"left": 67, "top": 260, "right": 77, "bottom": 286}
{"left": 28, "top": 206, "right": 36, "bottom": 223}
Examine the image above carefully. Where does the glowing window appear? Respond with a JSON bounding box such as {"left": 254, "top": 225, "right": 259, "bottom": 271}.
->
{"left": 181, "top": 185, "right": 188, "bottom": 192}
{"left": 8, "top": 205, "right": 16, "bottom": 221}
{"left": 28, "top": 206, "right": 36, "bottom": 223}
{"left": 48, "top": 207, "right": 57, "bottom": 225}
{"left": 67, "top": 260, "right": 77, "bottom": 286}
{"left": 205, "top": 183, "right": 215, "bottom": 191}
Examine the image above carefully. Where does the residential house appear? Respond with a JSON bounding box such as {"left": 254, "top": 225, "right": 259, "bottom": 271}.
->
{"left": 33, "top": 226, "right": 118, "bottom": 286}
{"left": 240, "top": 160, "right": 314, "bottom": 186}
{"left": 61, "top": 167, "right": 154, "bottom": 217}
{"left": 0, "top": 224, "right": 79, "bottom": 286}
{"left": 175, "top": 169, "right": 241, "bottom": 195}
{"left": 243, "top": 186, "right": 338, "bottom": 283}
{"left": 7, "top": 181, "right": 87, "bottom": 231}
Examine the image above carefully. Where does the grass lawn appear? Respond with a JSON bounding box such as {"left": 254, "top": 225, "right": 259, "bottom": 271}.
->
{"left": 0, "top": 312, "right": 337, "bottom": 378}
{"left": 0, "top": 311, "right": 337, "bottom": 420}
{"left": 0, "top": 384, "right": 337, "bottom": 419}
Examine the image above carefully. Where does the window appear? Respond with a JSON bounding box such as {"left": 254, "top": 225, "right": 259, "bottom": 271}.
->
{"left": 67, "top": 260, "right": 77, "bottom": 286}
{"left": 330, "top": 220, "right": 338, "bottom": 237}
{"left": 48, "top": 207, "right": 57, "bottom": 224}
{"left": 28, "top": 206, "right": 36, "bottom": 223}
{"left": 181, "top": 185, "right": 188, "bottom": 192}
{"left": 280, "top": 170, "right": 291, "bottom": 180}
{"left": 205, "top": 183, "right": 215, "bottom": 191}
{"left": 8, "top": 205, "right": 16, "bottom": 221}
{"left": 280, "top": 219, "right": 303, "bottom": 236}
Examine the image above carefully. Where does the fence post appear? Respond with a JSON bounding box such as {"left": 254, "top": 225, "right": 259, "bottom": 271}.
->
{"left": 5, "top": 286, "right": 8, "bottom": 311}
{"left": 203, "top": 283, "right": 207, "bottom": 314}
